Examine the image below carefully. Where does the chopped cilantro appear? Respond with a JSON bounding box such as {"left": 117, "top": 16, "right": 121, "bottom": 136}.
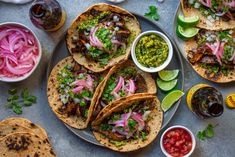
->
{"left": 95, "top": 27, "right": 112, "bottom": 50}
{"left": 128, "top": 119, "right": 137, "bottom": 128}
{"left": 141, "top": 131, "right": 147, "bottom": 141}
{"left": 80, "top": 100, "right": 86, "bottom": 107}
{"left": 100, "top": 124, "right": 112, "bottom": 131}
{"left": 102, "top": 76, "right": 116, "bottom": 103}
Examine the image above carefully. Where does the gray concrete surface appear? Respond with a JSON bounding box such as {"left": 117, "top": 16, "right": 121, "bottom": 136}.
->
{"left": 0, "top": 0, "right": 235, "bottom": 157}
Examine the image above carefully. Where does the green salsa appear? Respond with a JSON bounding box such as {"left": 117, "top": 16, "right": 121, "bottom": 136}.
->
{"left": 135, "top": 34, "right": 168, "bottom": 68}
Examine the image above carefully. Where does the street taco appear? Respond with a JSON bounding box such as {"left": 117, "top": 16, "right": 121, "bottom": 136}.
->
{"left": 92, "top": 60, "right": 156, "bottom": 118}
{"left": 186, "top": 28, "right": 235, "bottom": 82}
{"left": 181, "top": 0, "right": 235, "bottom": 30}
{"left": 47, "top": 56, "right": 106, "bottom": 129}
{"left": 92, "top": 94, "right": 163, "bottom": 152}
{"left": 66, "top": 3, "right": 141, "bottom": 72}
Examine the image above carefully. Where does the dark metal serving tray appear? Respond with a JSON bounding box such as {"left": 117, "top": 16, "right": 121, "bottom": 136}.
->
{"left": 47, "top": 13, "right": 185, "bottom": 146}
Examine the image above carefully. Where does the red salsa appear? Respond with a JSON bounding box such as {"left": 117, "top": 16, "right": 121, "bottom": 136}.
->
{"left": 163, "top": 128, "right": 192, "bottom": 157}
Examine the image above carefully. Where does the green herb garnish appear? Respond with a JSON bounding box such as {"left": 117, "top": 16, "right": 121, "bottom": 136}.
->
{"left": 144, "top": 6, "right": 160, "bottom": 21}
{"left": 5, "top": 88, "right": 37, "bottom": 114}
{"left": 197, "top": 124, "right": 217, "bottom": 140}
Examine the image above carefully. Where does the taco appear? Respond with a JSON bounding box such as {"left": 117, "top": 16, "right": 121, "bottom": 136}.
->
{"left": 92, "top": 94, "right": 163, "bottom": 152}
{"left": 186, "top": 28, "right": 235, "bottom": 82}
{"left": 47, "top": 56, "right": 107, "bottom": 129}
{"left": 181, "top": 0, "right": 235, "bottom": 30}
{"left": 66, "top": 3, "right": 141, "bottom": 72}
{"left": 92, "top": 60, "right": 157, "bottom": 118}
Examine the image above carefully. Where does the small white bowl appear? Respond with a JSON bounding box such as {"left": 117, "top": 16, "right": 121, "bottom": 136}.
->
{"left": 160, "top": 125, "right": 196, "bottom": 157}
{"left": 0, "top": 22, "right": 42, "bottom": 82}
{"left": 131, "top": 30, "right": 173, "bottom": 73}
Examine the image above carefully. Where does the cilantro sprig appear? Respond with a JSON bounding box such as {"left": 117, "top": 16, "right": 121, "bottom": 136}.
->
{"left": 5, "top": 88, "right": 37, "bottom": 114}
{"left": 197, "top": 124, "right": 217, "bottom": 140}
{"left": 144, "top": 6, "right": 160, "bottom": 21}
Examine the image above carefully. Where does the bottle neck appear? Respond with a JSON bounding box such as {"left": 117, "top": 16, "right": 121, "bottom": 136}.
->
{"left": 30, "top": 3, "right": 47, "bottom": 18}
{"left": 208, "top": 102, "right": 224, "bottom": 117}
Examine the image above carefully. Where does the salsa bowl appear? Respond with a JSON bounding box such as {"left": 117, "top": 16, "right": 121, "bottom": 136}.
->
{"left": 160, "top": 125, "right": 196, "bottom": 157}
{"left": 131, "top": 30, "right": 173, "bottom": 73}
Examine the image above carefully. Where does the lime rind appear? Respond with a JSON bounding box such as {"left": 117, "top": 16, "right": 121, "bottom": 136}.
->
{"left": 161, "top": 90, "right": 185, "bottom": 112}
{"left": 177, "top": 14, "right": 199, "bottom": 28}
{"left": 176, "top": 25, "right": 199, "bottom": 40}
{"left": 157, "top": 78, "right": 178, "bottom": 92}
{"left": 158, "top": 69, "right": 179, "bottom": 81}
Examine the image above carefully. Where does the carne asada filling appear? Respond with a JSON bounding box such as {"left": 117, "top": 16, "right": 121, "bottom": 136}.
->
{"left": 71, "top": 10, "right": 132, "bottom": 66}
{"left": 187, "top": 0, "right": 235, "bottom": 22}
{"left": 93, "top": 100, "right": 155, "bottom": 146}
{"left": 187, "top": 29, "right": 235, "bottom": 79}
{"left": 56, "top": 64, "right": 100, "bottom": 119}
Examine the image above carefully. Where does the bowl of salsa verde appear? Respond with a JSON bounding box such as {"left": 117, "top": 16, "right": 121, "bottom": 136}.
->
{"left": 160, "top": 125, "right": 196, "bottom": 157}
{"left": 131, "top": 31, "right": 173, "bottom": 73}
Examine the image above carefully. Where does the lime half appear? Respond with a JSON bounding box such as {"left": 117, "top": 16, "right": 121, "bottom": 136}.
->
{"left": 176, "top": 25, "right": 199, "bottom": 40}
{"left": 157, "top": 78, "right": 178, "bottom": 92}
{"left": 177, "top": 15, "right": 199, "bottom": 27}
{"left": 158, "top": 69, "right": 179, "bottom": 81}
{"left": 161, "top": 90, "right": 185, "bottom": 112}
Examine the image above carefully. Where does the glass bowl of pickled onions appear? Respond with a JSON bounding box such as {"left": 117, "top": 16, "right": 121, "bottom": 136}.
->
{"left": 0, "top": 22, "right": 42, "bottom": 82}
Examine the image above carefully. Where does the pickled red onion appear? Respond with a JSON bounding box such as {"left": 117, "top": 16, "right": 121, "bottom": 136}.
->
{"left": 0, "top": 26, "right": 39, "bottom": 78}
{"left": 111, "top": 76, "right": 124, "bottom": 94}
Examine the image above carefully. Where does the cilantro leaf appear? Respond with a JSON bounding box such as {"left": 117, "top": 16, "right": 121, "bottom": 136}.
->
{"left": 12, "top": 104, "right": 22, "bottom": 115}
{"left": 197, "top": 124, "right": 217, "bottom": 140}
{"left": 21, "top": 88, "right": 29, "bottom": 99}
{"left": 144, "top": 6, "right": 160, "bottom": 21}
{"left": 5, "top": 88, "right": 37, "bottom": 114}
{"left": 8, "top": 89, "right": 17, "bottom": 95}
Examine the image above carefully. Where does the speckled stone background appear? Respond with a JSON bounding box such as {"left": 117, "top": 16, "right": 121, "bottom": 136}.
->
{"left": 0, "top": 0, "right": 235, "bottom": 157}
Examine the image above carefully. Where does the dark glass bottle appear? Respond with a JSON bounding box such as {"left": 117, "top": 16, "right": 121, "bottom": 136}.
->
{"left": 187, "top": 84, "right": 224, "bottom": 119}
{"left": 29, "top": 0, "right": 66, "bottom": 31}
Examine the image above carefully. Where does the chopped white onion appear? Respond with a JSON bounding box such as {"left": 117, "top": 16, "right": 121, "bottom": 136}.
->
{"left": 113, "top": 15, "right": 120, "bottom": 22}
{"left": 85, "top": 43, "right": 91, "bottom": 49}
{"left": 194, "top": 2, "right": 201, "bottom": 8}
{"left": 188, "top": 0, "right": 194, "bottom": 4}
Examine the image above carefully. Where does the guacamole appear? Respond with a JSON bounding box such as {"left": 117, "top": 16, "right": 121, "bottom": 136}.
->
{"left": 135, "top": 34, "right": 168, "bottom": 68}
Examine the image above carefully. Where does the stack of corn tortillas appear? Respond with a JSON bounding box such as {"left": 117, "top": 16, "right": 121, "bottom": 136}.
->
{"left": 0, "top": 117, "right": 56, "bottom": 157}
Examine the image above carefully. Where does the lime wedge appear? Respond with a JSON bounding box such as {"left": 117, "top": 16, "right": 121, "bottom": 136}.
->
{"left": 177, "top": 15, "right": 199, "bottom": 27}
{"left": 176, "top": 25, "right": 199, "bottom": 40}
{"left": 161, "top": 90, "right": 185, "bottom": 112}
{"left": 158, "top": 69, "right": 179, "bottom": 81}
{"left": 157, "top": 78, "right": 178, "bottom": 92}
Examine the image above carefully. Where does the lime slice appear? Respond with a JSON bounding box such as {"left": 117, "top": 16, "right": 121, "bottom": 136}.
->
{"left": 157, "top": 78, "right": 178, "bottom": 92}
{"left": 158, "top": 69, "right": 179, "bottom": 81}
{"left": 177, "top": 14, "right": 199, "bottom": 27}
{"left": 176, "top": 25, "right": 199, "bottom": 40}
{"left": 161, "top": 90, "right": 185, "bottom": 112}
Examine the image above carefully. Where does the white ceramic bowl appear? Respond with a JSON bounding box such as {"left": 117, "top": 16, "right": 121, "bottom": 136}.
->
{"left": 0, "top": 22, "right": 42, "bottom": 82}
{"left": 160, "top": 125, "right": 196, "bottom": 157}
{"left": 131, "top": 30, "right": 173, "bottom": 73}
